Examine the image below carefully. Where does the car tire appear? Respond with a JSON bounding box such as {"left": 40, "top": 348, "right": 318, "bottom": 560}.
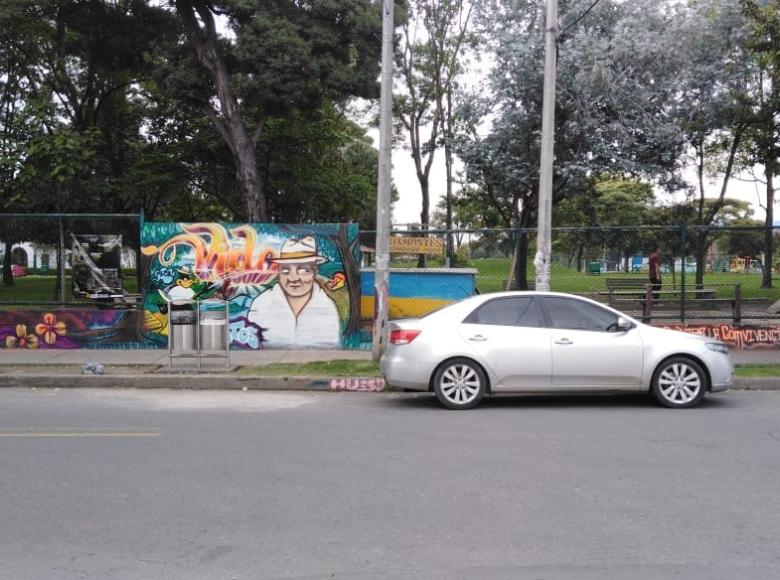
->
{"left": 432, "top": 358, "right": 487, "bottom": 410}
{"left": 650, "top": 357, "right": 708, "bottom": 409}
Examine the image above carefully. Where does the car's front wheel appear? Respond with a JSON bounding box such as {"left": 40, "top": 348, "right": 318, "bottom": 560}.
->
{"left": 432, "top": 358, "right": 487, "bottom": 410}
{"left": 651, "top": 357, "right": 707, "bottom": 408}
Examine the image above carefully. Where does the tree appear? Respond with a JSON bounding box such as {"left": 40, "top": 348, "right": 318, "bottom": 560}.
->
{"left": 667, "top": 0, "right": 755, "bottom": 287}
{"left": 0, "top": 1, "right": 49, "bottom": 286}
{"left": 259, "top": 104, "right": 382, "bottom": 225}
{"left": 740, "top": 0, "right": 780, "bottom": 288}
{"left": 395, "top": 0, "right": 475, "bottom": 266}
{"left": 172, "top": 0, "right": 382, "bottom": 221}
{"left": 457, "top": 0, "right": 684, "bottom": 287}
{"left": 554, "top": 178, "right": 657, "bottom": 272}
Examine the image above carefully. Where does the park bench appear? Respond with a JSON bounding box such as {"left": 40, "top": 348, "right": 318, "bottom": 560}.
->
{"left": 605, "top": 278, "right": 648, "bottom": 291}
{"left": 504, "top": 279, "right": 536, "bottom": 291}
{"left": 607, "top": 283, "right": 765, "bottom": 323}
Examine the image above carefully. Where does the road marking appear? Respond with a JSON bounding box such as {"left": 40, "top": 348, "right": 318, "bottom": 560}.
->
{"left": 0, "top": 431, "right": 160, "bottom": 438}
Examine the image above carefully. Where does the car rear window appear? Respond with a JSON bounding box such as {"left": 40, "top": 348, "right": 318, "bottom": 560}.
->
{"left": 463, "top": 296, "right": 543, "bottom": 327}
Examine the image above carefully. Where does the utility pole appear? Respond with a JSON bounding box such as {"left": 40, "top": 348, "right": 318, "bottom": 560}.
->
{"left": 535, "top": 0, "right": 558, "bottom": 291}
{"left": 373, "top": 0, "right": 394, "bottom": 361}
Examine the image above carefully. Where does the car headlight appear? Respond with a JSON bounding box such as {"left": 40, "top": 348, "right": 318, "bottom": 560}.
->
{"left": 706, "top": 341, "right": 730, "bottom": 354}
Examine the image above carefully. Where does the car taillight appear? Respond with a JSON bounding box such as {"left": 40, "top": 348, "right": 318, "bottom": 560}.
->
{"left": 390, "top": 329, "right": 421, "bottom": 345}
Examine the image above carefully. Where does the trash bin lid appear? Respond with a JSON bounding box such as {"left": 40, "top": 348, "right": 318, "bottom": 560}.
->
{"left": 172, "top": 314, "right": 195, "bottom": 324}
{"left": 200, "top": 309, "right": 226, "bottom": 320}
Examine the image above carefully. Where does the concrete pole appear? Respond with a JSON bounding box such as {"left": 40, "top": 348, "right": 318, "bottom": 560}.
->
{"left": 373, "top": 0, "right": 394, "bottom": 361}
{"left": 535, "top": 0, "right": 558, "bottom": 292}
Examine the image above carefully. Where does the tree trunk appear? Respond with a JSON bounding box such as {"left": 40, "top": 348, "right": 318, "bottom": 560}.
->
{"left": 417, "top": 186, "right": 429, "bottom": 268}
{"left": 694, "top": 231, "right": 707, "bottom": 289}
{"left": 763, "top": 170, "right": 774, "bottom": 289}
{"left": 444, "top": 90, "right": 454, "bottom": 265}
{"left": 515, "top": 231, "right": 529, "bottom": 289}
{"left": 2, "top": 240, "right": 14, "bottom": 287}
{"left": 176, "top": 0, "right": 267, "bottom": 222}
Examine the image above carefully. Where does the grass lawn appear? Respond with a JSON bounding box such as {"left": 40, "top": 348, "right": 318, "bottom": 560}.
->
{"left": 469, "top": 257, "right": 780, "bottom": 300}
{"left": 734, "top": 363, "right": 780, "bottom": 377}
{"left": 238, "top": 359, "right": 380, "bottom": 377}
{"left": 2, "top": 259, "right": 778, "bottom": 309}
{"left": 0, "top": 275, "right": 139, "bottom": 304}
{"left": 237, "top": 359, "right": 775, "bottom": 377}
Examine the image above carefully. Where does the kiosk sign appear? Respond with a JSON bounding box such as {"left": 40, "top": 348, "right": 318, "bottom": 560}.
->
{"left": 389, "top": 237, "right": 444, "bottom": 254}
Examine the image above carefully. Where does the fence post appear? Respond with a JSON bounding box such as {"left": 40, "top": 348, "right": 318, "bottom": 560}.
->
{"left": 446, "top": 228, "right": 453, "bottom": 268}
{"left": 58, "top": 216, "right": 65, "bottom": 305}
{"left": 513, "top": 224, "right": 523, "bottom": 290}
{"left": 680, "top": 223, "right": 686, "bottom": 324}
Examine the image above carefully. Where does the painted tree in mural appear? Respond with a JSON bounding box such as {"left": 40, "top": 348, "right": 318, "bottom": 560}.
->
{"left": 330, "top": 223, "right": 361, "bottom": 337}
{"left": 172, "top": 0, "right": 382, "bottom": 222}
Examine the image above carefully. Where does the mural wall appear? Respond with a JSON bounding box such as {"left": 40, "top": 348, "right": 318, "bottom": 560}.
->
{"left": 360, "top": 268, "right": 477, "bottom": 319}
{"left": 0, "top": 309, "right": 141, "bottom": 349}
{"left": 140, "top": 222, "right": 361, "bottom": 349}
{"left": 658, "top": 323, "right": 780, "bottom": 349}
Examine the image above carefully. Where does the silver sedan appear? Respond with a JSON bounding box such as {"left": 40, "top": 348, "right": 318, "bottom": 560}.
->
{"left": 380, "top": 292, "right": 734, "bottom": 410}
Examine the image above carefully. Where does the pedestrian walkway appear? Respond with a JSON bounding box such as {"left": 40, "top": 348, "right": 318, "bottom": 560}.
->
{"left": 0, "top": 346, "right": 777, "bottom": 366}
{"left": 0, "top": 348, "right": 371, "bottom": 367}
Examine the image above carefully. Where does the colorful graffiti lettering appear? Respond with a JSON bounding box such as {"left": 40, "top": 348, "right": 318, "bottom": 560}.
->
{"left": 659, "top": 323, "right": 780, "bottom": 349}
{"left": 142, "top": 223, "right": 278, "bottom": 286}
{"left": 330, "top": 377, "right": 385, "bottom": 392}
{"left": 141, "top": 222, "right": 361, "bottom": 350}
{"left": 229, "top": 318, "right": 264, "bottom": 350}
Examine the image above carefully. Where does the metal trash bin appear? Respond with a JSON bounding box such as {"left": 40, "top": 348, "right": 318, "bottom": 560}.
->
{"left": 589, "top": 261, "right": 601, "bottom": 275}
{"left": 199, "top": 306, "right": 227, "bottom": 351}
{"left": 170, "top": 301, "right": 196, "bottom": 351}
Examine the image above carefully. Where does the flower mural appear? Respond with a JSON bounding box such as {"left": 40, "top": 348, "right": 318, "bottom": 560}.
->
{"left": 35, "top": 313, "right": 67, "bottom": 346}
{"left": 5, "top": 324, "right": 39, "bottom": 349}
{"left": 0, "top": 309, "right": 140, "bottom": 349}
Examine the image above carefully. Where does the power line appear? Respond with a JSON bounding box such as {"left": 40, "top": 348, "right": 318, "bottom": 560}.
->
{"left": 560, "top": 0, "right": 601, "bottom": 38}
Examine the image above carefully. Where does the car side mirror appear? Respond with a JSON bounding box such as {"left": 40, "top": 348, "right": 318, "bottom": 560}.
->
{"left": 616, "top": 316, "right": 634, "bottom": 332}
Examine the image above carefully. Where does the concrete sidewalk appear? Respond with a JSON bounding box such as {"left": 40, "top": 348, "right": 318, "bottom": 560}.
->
{"left": 1, "top": 346, "right": 778, "bottom": 365}
{"left": 0, "top": 347, "right": 778, "bottom": 391}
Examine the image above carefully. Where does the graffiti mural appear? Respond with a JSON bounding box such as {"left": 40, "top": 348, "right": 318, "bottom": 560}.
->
{"left": 658, "top": 323, "right": 780, "bottom": 349}
{"left": 0, "top": 309, "right": 143, "bottom": 349}
{"left": 141, "top": 222, "right": 361, "bottom": 349}
{"left": 360, "top": 268, "right": 478, "bottom": 319}
{"left": 330, "top": 377, "right": 385, "bottom": 392}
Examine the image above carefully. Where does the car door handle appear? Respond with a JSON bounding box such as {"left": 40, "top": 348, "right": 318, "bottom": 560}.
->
{"left": 468, "top": 335, "right": 488, "bottom": 342}
{"left": 555, "top": 338, "right": 573, "bottom": 345}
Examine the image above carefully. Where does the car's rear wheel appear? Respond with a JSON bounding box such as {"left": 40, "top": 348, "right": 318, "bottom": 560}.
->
{"left": 433, "top": 358, "right": 487, "bottom": 410}
{"left": 651, "top": 357, "right": 707, "bottom": 408}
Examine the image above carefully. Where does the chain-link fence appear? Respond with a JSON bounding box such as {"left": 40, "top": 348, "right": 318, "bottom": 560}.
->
{"left": 0, "top": 213, "right": 142, "bottom": 306}
{"left": 3, "top": 218, "right": 779, "bottom": 322}
{"left": 361, "top": 224, "right": 780, "bottom": 323}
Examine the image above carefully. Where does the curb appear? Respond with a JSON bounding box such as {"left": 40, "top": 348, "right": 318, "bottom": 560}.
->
{"left": 0, "top": 374, "right": 778, "bottom": 391}
{"left": 0, "top": 373, "right": 390, "bottom": 392}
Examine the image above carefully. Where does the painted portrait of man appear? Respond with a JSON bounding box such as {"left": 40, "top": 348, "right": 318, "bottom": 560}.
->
{"left": 247, "top": 236, "right": 340, "bottom": 348}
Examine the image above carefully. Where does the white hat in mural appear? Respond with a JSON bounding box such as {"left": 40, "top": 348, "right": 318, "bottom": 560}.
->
{"left": 271, "top": 236, "right": 329, "bottom": 265}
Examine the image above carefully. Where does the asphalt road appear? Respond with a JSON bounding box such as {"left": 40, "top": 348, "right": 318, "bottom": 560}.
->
{"left": 0, "top": 388, "right": 779, "bottom": 580}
